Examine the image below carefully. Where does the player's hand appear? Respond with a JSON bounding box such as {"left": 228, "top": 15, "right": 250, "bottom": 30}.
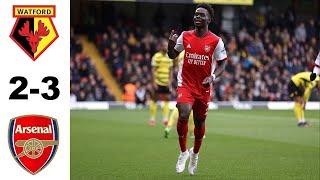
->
{"left": 168, "top": 30, "right": 178, "bottom": 44}
{"left": 202, "top": 75, "right": 216, "bottom": 87}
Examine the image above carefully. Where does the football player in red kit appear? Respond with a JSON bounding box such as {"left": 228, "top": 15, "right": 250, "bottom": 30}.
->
{"left": 168, "top": 3, "right": 227, "bottom": 175}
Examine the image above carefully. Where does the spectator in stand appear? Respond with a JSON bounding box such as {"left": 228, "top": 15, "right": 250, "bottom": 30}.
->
{"left": 295, "top": 22, "right": 306, "bottom": 43}
{"left": 135, "top": 81, "right": 147, "bottom": 108}
{"left": 122, "top": 81, "right": 137, "bottom": 103}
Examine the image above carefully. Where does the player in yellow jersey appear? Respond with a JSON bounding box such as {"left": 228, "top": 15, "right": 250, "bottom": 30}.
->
{"left": 288, "top": 72, "right": 320, "bottom": 127}
{"left": 149, "top": 39, "right": 173, "bottom": 126}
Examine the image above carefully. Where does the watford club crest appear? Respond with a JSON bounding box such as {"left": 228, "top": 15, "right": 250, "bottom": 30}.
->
{"left": 8, "top": 115, "right": 59, "bottom": 175}
{"left": 10, "top": 5, "right": 58, "bottom": 61}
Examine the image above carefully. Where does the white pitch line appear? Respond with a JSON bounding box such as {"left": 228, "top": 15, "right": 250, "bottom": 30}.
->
{"left": 210, "top": 112, "right": 320, "bottom": 122}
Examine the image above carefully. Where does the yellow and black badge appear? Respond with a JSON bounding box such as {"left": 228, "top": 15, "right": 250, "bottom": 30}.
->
{"left": 10, "top": 5, "right": 58, "bottom": 61}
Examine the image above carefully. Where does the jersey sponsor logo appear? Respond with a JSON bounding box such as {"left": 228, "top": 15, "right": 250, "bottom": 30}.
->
{"left": 186, "top": 52, "right": 209, "bottom": 61}
{"left": 8, "top": 115, "right": 59, "bottom": 175}
{"left": 204, "top": 45, "right": 210, "bottom": 53}
{"left": 10, "top": 5, "right": 59, "bottom": 61}
{"left": 185, "top": 52, "right": 209, "bottom": 66}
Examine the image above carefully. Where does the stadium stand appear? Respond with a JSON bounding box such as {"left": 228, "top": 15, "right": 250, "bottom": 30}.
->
{"left": 71, "top": 30, "right": 116, "bottom": 101}
{"left": 94, "top": 26, "right": 179, "bottom": 101}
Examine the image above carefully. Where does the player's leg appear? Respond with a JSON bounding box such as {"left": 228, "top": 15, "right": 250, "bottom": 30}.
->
{"left": 188, "top": 112, "right": 204, "bottom": 139}
{"left": 301, "top": 87, "right": 313, "bottom": 126}
{"left": 188, "top": 98, "right": 209, "bottom": 175}
{"left": 303, "top": 87, "right": 312, "bottom": 104}
{"left": 161, "top": 95, "right": 170, "bottom": 125}
{"left": 162, "top": 100, "right": 170, "bottom": 125}
{"left": 288, "top": 80, "right": 308, "bottom": 127}
{"left": 165, "top": 108, "right": 194, "bottom": 139}
{"left": 164, "top": 108, "right": 179, "bottom": 138}
{"left": 175, "top": 87, "right": 194, "bottom": 173}
{"left": 176, "top": 103, "right": 192, "bottom": 151}
{"left": 293, "top": 96, "right": 307, "bottom": 127}
{"left": 149, "top": 89, "right": 157, "bottom": 126}
{"left": 192, "top": 117, "right": 206, "bottom": 154}
{"left": 188, "top": 110, "right": 195, "bottom": 137}
{"left": 159, "top": 86, "right": 170, "bottom": 125}
{"left": 176, "top": 102, "right": 192, "bottom": 173}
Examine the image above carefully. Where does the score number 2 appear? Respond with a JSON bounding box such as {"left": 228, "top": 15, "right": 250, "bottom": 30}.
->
{"left": 9, "top": 76, "right": 60, "bottom": 100}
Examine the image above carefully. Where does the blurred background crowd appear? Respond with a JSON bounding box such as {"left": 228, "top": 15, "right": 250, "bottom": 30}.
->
{"left": 71, "top": 32, "right": 116, "bottom": 101}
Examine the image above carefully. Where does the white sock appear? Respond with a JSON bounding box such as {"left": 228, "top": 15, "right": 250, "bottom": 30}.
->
{"left": 181, "top": 150, "right": 188, "bottom": 154}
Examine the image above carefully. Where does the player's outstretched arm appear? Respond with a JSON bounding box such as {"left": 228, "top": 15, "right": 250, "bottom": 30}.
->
{"left": 168, "top": 30, "right": 179, "bottom": 59}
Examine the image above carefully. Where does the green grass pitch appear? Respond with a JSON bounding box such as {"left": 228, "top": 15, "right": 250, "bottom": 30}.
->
{"left": 71, "top": 109, "right": 319, "bottom": 180}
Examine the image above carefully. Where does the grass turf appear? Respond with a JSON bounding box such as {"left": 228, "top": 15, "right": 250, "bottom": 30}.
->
{"left": 71, "top": 109, "right": 320, "bottom": 180}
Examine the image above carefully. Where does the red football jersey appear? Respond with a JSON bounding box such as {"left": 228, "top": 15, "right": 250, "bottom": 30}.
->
{"left": 174, "top": 30, "right": 227, "bottom": 94}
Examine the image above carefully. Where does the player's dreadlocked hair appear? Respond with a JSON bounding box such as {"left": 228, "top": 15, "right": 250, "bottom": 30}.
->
{"left": 196, "top": 3, "right": 214, "bottom": 22}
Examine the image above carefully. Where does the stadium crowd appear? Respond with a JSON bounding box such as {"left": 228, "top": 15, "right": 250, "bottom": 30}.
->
{"left": 71, "top": 30, "right": 115, "bottom": 101}
{"left": 219, "top": 6, "right": 318, "bottom": 101}
{"left": 76, "top": 5, "right": 319, "bottom": 102}
{"left": 94, "top": 26, "right": 179, "bottom": 102}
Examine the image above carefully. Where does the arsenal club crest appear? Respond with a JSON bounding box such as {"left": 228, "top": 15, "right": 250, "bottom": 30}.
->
{"left": 10, "top": 5, "right": 58, "bottom": 61}
{"left": 204, "top": 45, "right": 210, "bottom": 53}
{"left": 8, "top": 115, "right": 59, "bottom": 175}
